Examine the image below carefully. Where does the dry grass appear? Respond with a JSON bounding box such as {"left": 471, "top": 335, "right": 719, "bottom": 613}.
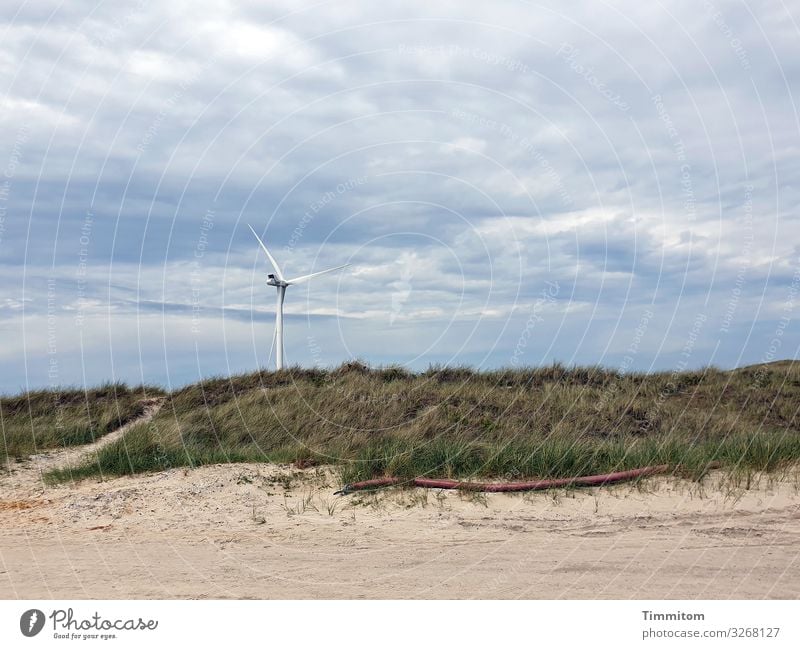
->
{"left": 37, "top": 360, "right": 800, "bottom": 485}
{"left": 0, "top": 382, "right": 164, "bottom": 464}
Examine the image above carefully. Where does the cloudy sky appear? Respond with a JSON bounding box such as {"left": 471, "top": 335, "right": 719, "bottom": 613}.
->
{"left": 1, "top": 0, "right": 798, "bottom": 392}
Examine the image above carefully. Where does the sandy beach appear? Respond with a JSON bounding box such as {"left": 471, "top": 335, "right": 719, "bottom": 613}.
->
{"left": 2, "top": 433, "right": 799, "bottom": 599}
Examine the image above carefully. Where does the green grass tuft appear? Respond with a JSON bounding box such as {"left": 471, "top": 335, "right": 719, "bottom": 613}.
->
{"left": 1, "top": 382, "right": 164, "bottom": 464}
{"left": 20, "top": 359, "right": 799, "bottom": 485}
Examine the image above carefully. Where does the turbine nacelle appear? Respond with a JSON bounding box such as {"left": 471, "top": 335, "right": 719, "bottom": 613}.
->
{"left": 249, "top": 224, "right": 349, "bottom": 369}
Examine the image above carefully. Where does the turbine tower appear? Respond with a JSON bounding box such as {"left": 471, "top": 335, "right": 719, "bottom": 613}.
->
{"left": 249, "top": 225, "right": 349, "bottom": 370}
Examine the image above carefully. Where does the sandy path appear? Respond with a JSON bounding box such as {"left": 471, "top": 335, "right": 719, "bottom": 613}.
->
{"left": 2, "top": 451, "right": 799, "bottom": 599}
{"left": 1, "top": 397, "right": 163, "bottom": 494}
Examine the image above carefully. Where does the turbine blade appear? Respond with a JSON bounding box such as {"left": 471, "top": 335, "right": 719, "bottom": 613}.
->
{"left": 286, "top": 263, "right": 350, "bottom": 285}
{"left": 248, "top": 224, "right": 284, "bottom": 280}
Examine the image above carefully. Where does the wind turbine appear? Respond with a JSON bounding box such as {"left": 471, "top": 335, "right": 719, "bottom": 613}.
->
{"left": 249, "top": 224, "right": 349, "bottom": 370}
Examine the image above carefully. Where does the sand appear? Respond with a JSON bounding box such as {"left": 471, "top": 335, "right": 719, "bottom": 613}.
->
{"left": 1, "top": 413, "right": 799, "bottom": 599}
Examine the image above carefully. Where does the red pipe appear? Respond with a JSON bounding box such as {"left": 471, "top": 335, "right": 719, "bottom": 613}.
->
{"left": 336, "top": 464, "right": 671, "bottom": 494}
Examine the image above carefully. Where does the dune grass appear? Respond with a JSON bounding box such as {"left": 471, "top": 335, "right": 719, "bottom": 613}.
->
{"left": 41, "top": 360, "right": 800, "bottom": 485}
{"left": 0, "top": 382, "right": 164, "bottom": 464}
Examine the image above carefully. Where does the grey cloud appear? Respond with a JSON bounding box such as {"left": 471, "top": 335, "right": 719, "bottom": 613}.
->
{"left": 1, "top": 0, "right": 798, "bottom": 391}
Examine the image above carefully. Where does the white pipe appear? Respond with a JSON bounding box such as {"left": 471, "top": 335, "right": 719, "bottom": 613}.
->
{"left": 275, "top": 285, "right": 286, "bottom": 370}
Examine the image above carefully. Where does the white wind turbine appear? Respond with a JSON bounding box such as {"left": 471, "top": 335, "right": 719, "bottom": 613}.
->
{"left": 249, "top": 225, "right": 349, "bottom": 370}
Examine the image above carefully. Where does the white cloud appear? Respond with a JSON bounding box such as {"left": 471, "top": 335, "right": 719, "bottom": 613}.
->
{"left": 0, "top": 0, "right": 797, "bottom": 389}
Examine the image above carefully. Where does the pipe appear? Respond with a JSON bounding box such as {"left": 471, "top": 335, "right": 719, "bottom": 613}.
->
{"left": 335, "top": 464, "right": 672, "bottom": 495}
